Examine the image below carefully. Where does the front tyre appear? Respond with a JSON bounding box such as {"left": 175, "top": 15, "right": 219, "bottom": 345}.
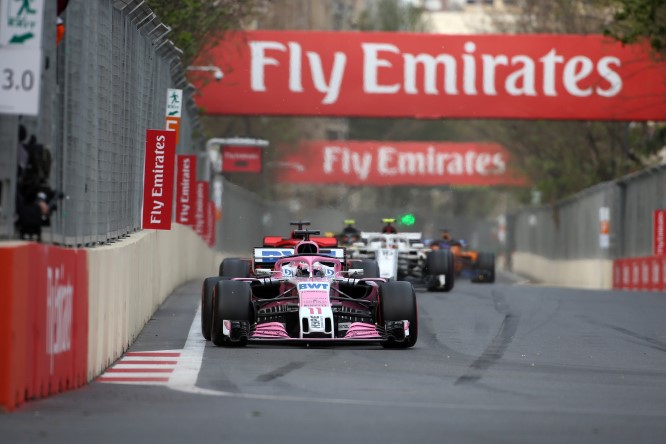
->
{"left": 379, "top": 281, "right": 418, "bottom": 349}
{"left": 473, "top": 252, "right": 495, "bottom": 283}
{"left": 424, "top": 249, "right": 455, "bottom": 292}
{"left": 211, "top": 280, "right": 253, "bottom": 347}
{"left": 201, "top": 276, "right": 223, "bottom": 340}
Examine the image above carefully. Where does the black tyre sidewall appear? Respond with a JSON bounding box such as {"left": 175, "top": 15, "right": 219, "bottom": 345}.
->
{"left": 359, "top": 259, "right": 380, "bottom": 278}
{"left": 425, "top": 250, "right": 454, "bottom": 291}
{"left": 211, "top": 280, "right": 252, "bottom": 346}
{"left": 201, "top": 276, "right": 223, "bottom": 340}
{"left": 477, "top": 252, "right": 496, "bottom": 282}
{"left": 443, "top": 249, "right": 455, "bottom": 291}
{"left": 379, "top": 281, "right": 418, "bottom": 348}
{"left": 219, "top": 258, "right": 252, "bottom": 278}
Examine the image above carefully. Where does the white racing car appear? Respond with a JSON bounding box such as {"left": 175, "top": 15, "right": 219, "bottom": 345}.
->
{"left": 348, "top": 231, "right": 455, "bottom": 292}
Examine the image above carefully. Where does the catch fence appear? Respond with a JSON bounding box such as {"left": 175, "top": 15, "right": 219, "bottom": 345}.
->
{"left": 508, "top": 164, "right": 666, "bottom": 262}
{"left": 0, "top": 0, "right": 203, "bottom": 246}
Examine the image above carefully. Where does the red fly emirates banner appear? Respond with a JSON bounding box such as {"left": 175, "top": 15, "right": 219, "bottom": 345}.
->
{"left": 655, "top": 209, "right": 666, "bottom": 257}
{"left": 277, "top": 141, "right": 525, "bottom": 186}
{"left": 175, "top": 155, "right": 197, "bottom": 226}
{"left": 194, "top": 31, "right": 666, "bottom": 121}
{"left": 222, "top": 146, "right": 262, "bottom": 173}
{"left": 206, "top": 201, "right": 216, "bottom": 247}
{"left": 142, "top": 130, "right": 176, "bottom": 230}
{"left": 194, "top": 181, "right": 209, "bottom": 238}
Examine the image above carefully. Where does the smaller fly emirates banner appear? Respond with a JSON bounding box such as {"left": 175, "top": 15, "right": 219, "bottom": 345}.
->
{"left": 278, "top": 141, "right": 525, "bottom": 186}
{"left": 175, "top": 154, "right": 196, "bottom": 226}
{"left": 194, "top": 31, "right": 666, "bottom": 120}
{"left": 142, "top": 130, "right": 176, "bottom": 230}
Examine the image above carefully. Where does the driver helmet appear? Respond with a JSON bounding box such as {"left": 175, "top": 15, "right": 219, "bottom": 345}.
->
{"left": 441, "top": 229, "right": 452, "bottom": 241}
{"left": 312, "top": 262, "right": 325, "bottom": 278}
{"left": 296, "top": 263, "right": 310, "bottom": 277}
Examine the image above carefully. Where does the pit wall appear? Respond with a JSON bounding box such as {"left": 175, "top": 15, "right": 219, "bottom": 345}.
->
{"left": 512, "top": 252, "right": 614, "bottom": 290}
{"left": 0, "top": 224, "right": 222, "bottom": 411}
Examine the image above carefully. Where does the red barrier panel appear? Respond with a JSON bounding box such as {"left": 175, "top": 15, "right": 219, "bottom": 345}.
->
{"left": 612, "top": 260, "right": 622, "bottom": 290}
{"left": 613, "top": 256, "right": 666, "bottom": 292}
{"left": 0, "top": 243, "right": 88, "bottom": 412}
{"left": 657, "top": 257, "right": 666, "bottom": 291}
{"left": 0, "top": 245, "right": 32, "bottom": 410}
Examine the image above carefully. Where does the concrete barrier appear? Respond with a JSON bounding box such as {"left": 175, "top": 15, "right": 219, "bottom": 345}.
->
{"left": 86, "top": 224, "right": 221, "bottom": 379}
{"left": 512, "top": 252, "right": 613, "bottom": 289}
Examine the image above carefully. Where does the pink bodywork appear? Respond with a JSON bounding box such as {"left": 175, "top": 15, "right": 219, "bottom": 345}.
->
{"left": 248, "top": 255, "right": 384, "bottom": 341}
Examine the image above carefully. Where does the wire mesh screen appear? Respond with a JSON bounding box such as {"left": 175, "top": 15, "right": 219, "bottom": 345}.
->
{"left": 218, "top": 177, "right": 500, "bottom": 255}
{"left": 618, "top": 165, "right": 666, "bottom": 258}
{"left": 39, "top": 0, "right": 201, "bottom": 246}
{"left": 510, "top": 164, "right": 666, "bottom": 261}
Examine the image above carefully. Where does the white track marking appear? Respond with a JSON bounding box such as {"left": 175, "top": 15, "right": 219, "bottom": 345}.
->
{"left": 168, "top": 303, "right": 206, "bottom": 389}
{"left": 98, "top": 350, "right": 181, "bottom": 385}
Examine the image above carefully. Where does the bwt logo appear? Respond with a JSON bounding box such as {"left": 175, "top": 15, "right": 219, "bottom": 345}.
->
{"left": 298, "top": 283, "right": 329, "bottom": 291}
{"left": 47, "top": 265, "right": 74, "bottom": 375}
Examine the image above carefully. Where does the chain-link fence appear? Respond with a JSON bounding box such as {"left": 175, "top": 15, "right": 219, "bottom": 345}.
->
{"left": 0, "top": 0, "right": 203, "bottom": 246}
{"left": 508, "top": 164, "right": 666, "bottom": 262}
{"left": 218, "top": 177, "right": 500, "bottom": 255}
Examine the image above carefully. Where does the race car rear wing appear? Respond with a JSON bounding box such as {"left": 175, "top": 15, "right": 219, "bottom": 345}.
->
{"left": 360, "top": 232, "right": 423, "bottom": 242}
{"left": 254, "top": 247, "right": 346, "bottom": 266}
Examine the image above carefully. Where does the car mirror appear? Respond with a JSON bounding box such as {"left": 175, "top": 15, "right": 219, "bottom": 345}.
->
{"left": 352, "top": 242, "right": 365, "bottom": 247}
{"left": 348, "top": 268, "right": 364, "bottom": 277}
{"left": 412, "top": 243, "right": 424, "bottom": 248}
{"left": 255, "top": 268, "right": 272, "bottom": 277}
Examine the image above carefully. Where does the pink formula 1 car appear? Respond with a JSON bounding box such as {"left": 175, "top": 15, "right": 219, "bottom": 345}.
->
{"left": 201, "top": 230, "right": 418, "bottom": 348}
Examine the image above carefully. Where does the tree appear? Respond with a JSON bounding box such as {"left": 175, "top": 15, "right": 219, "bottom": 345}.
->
{"left": 604, "top": 0, "right": 666, "bottom": 59}
{"left": 356, "top": 0, "right": 430, "bottom": 33}
{"left": 486, "top": 0, "right": 661, "bottom": 205}
{"left": 146, "top": 0, "right": 266, "bottom": 66}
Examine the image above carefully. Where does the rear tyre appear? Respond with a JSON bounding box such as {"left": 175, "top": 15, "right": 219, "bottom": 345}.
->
{"left": 357, "top": 259, "right": 380, "bottom": 278}
{"left": 219, "top": 258, "right": 252, "bottom": 278}
{"left": 475, "top": 252, "right": 495, "bottom": 283}
{"left": 424, "top": 249, "right": 455, "bottom": 292}
{"left": 379, "top": 281, "right": 418, "bottom": 348}
{"left": 201, "top": 276, "right": 223, "bottom": 340}
{"left": 211, "top": 280, "right": 252, "bottom": 347}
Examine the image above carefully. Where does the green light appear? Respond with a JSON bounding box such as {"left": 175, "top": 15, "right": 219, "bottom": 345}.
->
{"left": 400, "top": 214, "right": 415, "bottom": 226}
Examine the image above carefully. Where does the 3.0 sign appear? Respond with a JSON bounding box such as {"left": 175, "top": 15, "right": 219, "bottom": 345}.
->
{"left": 0, "top": 47, "right": 41, "bottom": 115}
{"left": 2, "top": 66, "right": 35, "bottom": 90}
{"left": 0, "top": 0, "right": 44, "bottom": 116}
